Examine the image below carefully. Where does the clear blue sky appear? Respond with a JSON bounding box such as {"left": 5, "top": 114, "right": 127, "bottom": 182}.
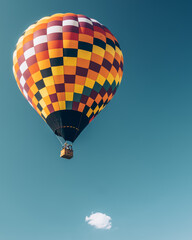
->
{"left": 1, "top": 0, "right": 192, "bottom": 239}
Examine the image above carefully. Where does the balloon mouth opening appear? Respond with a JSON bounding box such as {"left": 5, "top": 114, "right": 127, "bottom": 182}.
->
{"left": 46, "top": 110, "right": 90, "bottom": 142}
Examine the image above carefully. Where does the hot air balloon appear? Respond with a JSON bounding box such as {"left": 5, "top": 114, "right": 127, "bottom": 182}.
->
{"left": 13, "top": 13, "right": 123, "bottom": 159}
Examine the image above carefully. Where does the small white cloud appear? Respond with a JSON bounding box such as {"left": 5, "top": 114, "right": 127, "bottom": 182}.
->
{"left": 85, "top": 212, "right": 112, "bottom": 230}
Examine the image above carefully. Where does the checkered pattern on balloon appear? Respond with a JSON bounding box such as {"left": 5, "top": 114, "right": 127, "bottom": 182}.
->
{"left": 13, "top": 13, "right": 123, "bottom": 142}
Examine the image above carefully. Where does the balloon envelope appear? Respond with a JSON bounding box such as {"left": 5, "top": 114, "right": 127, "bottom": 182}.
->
{"left": 13, "top": 13, "right": 123, "bottom": 142}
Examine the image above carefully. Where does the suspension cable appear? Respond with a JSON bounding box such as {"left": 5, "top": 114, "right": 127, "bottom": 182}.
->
{"left": 56, "top": 135, "right": 64, "bottom": 147}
